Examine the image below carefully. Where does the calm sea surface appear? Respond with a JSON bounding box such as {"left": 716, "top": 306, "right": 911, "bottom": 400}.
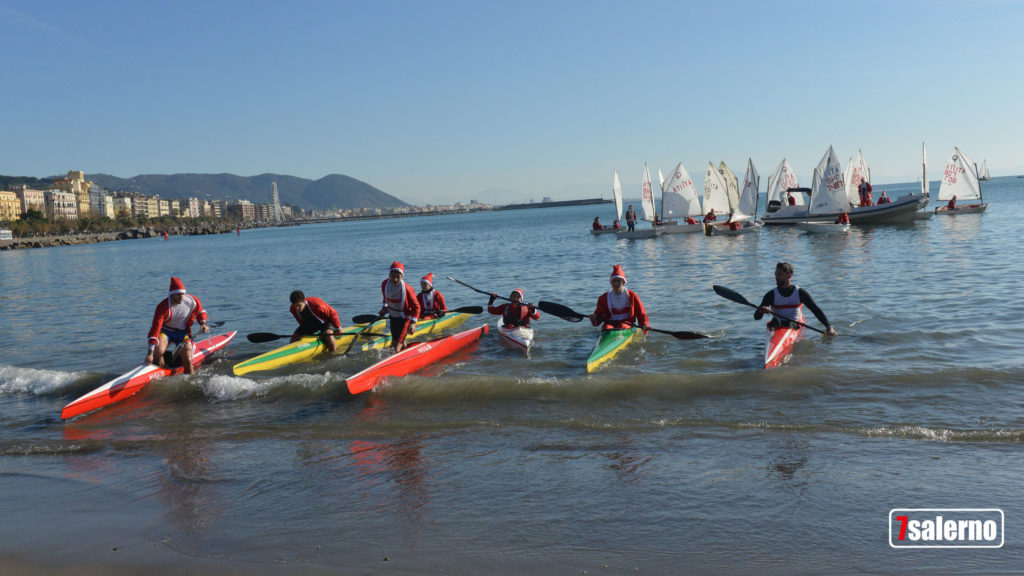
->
{"left": 2, "top": 178, "right": 1023, "bottom": 574}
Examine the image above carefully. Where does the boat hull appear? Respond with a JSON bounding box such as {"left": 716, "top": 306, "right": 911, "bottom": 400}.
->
{"left": 232, "top": 320, "right": 386, "bottom": 375}
{"left": 795, "top": 222, "right": 850, "bottom": 234}
{"left": 358, "top": 312, "right": 474, "bottom": 351}
{"left": 615, "top": 228, "right": 662, "bottom": 239}
{"left": 497, "top": 320, "right": 534, "bottom": 351}
{"left": 590, "top": 227, "right": 618, "bottom": 235}
{"left": 345, "top": 325, "right": 488, "bottom": 395}
{"left": 586, "top": 327, "right": 640, "bottom": 373}
{"left": 705, "top": 221, "right": 761, "bottom": 236}
{"left": 934, "top": 203, "right": 988, "bottom": 215}
{"left": 764, "top": 325, "right": 802, "bottom": 369}
{"left": 61, "top": 331, "right": 237, "bottom": 419}
{"left": 656, "top": 222, "right": 704, "bottom": 234}
{"left": 762, "top": 194, "right": 925, "bottom": 225}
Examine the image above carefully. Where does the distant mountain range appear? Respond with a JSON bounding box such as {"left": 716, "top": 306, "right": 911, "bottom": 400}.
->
{"left": 81, "top": 173, "right": 410, "bottom": 211}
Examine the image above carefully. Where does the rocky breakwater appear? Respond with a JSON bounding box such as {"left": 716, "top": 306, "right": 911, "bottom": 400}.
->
{"left": 1, "top": 222, "right": 246, "bottom": 251}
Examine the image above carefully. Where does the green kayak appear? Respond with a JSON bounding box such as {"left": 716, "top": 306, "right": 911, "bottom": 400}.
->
{"left": 232, "top": 319, "right": 386, "bottom": 376}
{"left": 586, "top": 327, "right": 640, "bottom": 373}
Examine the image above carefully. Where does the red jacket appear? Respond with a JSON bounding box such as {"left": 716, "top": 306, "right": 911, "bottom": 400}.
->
{"left": 147, "top": 294, "right": 207, "bottom": 347}
{"left": 417, "top": 290, "right": 448, "bottom": 318}
{"left": 591, "top": 289, "right": 648, "bottom": 329}
{"left": 290, "top": 296, "right": 341, "bottom": 330}
{"left": 381, "top": 279, "right": 421, "bottom": 320}
{"left": 488, "top": 302, "right": 540, "bottom": 326}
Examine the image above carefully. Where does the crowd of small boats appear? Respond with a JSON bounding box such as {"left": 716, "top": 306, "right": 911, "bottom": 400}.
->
{"left": 591, "top": 144, "right": 990, "bottom": 238}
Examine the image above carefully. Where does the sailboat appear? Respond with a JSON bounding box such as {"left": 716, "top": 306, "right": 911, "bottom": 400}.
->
{"left": 764, "top": 158, "right": 803, "bottom": 213}
{"left": 935, "top": 146, "right": 988, "bottom": 214}
{"left": 796, "top": 146, "right": 850, "bottom": 233}
{"left": 656, "top": 161, "right": 703, "bottom": 234}
{"left": 843, "top": 150, "right": 871, "bottom": 207}
{"left": 592, "top": 171, "right": 624, "bottom": 235}
{"left": 977, "top": 159, "right": 991, "bottom": 181}
{"left": 616, "top": 163, "right": 661, "bottom": 239}
{"left": 915, "top": 142, "right": 933, "bottom": 220}
{"left": 702, "top": 161, "right": 759, "bottom": 236}
{"left": 719, "top": 162, "right": 740, "bottom": 214}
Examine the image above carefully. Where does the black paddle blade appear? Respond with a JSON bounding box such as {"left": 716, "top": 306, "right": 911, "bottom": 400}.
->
{"left": 712, "top": 284, "right": 754, "bottom": 307}
{"left": 666, "top": 330, "right": 709, "bottom": 340}
{"left": 452, "top": 305, "right": 484, "bottom": 314}
{"left": 352, "top": 314, "right": 383, "bottom": 324}
{"left": 537, "top": 301, "right": 586, "bottom": 322}
{"left": 247, "top": 332, "right": 288, "bottom": 343}
{"left": 206, "top": 321, "right": 225, "bottom": 328}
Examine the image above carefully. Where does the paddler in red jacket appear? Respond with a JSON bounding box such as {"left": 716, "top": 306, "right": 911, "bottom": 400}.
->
{"left": 289, "top": 290, "right": 341, "bottom": 352}
{"left": 417, "top": 273, "right": 448, "bottom": 319}
{"left": 379, "top": 261, "right": 421, "bottom": 352}
{"left": 488, "top": 288, "right": 540, "bottom": 328}
{"left": 589, "top": 265, "right": 649, "bottom": 331}
{"left": 145, "top": 277, "right": 209, "bottom": 373}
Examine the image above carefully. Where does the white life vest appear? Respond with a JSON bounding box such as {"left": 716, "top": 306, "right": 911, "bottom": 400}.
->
{"left": 606, "top": 289, "right": 632, "bottom": 322}
{"left": 165, "top": 295, "right": 200, "bottom": 331}
{"left": 385, "top": 280, "right": 407, "bottom": 318}
{"left": 420, "top": 290, "right": 438, "bottom": 314}
{"left": 771, "top": 285, "right": 805, "bottom": 323}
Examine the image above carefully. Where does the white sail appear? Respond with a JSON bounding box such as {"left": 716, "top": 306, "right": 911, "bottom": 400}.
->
{"left": 703, "top": 162, "right": 731, "bottom": 216}
{"left": 612, "top": 170, "right": 623, "bottom": 221}
{"left": 661, "top": 162, "right": 702, "bottom": 219}
{"left": 937, "top": 146, "right": 982, "bottom": 201}
{"left": 640, "top": 163, "right": 656, "bottom": 221}
{"left": 736, "top": 158, "right": 759, "bottom": 220}
{"left": 657, "top": 168, "right": 666, "bottom": 193}
{"left": 808, "top": 146, "right": 849, "bottom": 215}
{"left": 766, "top": 158, "right": 802, "bottom": 206}
{"left": 843, "top": 150, "right": 870, "bottom": 206}
{"left": 718, "top": 162, "right": 740, "bottom": 212}
{"left": 921, "top": 143, "right": 929, "bottom": 198}
{"left": 980, "top": 159, "right": 991, "bottom": 180}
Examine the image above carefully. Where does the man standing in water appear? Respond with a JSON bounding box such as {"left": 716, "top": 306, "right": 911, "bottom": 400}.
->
{"left": 589, "top": 265, "right": 649, "bottom": 331}
{"left": 145, "top": 277, "right": 209, "bottom": 373}
{"left": 289, "top": 291, "right": 341, "bottom": 353}
{"left": 379, "top": 261, "right": 421, "bottom": 352}
{"left": 754, "top": 262, "right": 837, "bottom": 336}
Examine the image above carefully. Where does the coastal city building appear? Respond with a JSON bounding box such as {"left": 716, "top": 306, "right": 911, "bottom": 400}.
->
{"left": 44, "top": 190, "right": 78, "bottom": 221}
{"left": 0, "top": 190, "right": 21, "bottom": 222}
{"left": 112, "top": 195, "right": 132, "bottom": 218}
{"left": 12, "top": 187, "right": 45, "bottom": 214}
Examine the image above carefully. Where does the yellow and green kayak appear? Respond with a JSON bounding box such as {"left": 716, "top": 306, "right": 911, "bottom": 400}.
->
{"left": 232, "top": 320, "right": 387, "bottom": 376}
{"left": 585, "top": 327, "right": 640, "bottom": 373}
{"left": 358, "top": 312, "right": 473, "bottom": 351}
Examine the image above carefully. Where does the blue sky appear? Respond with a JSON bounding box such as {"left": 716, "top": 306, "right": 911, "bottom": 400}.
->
{"left": 2, "top": 0, "right": 1022, "bottom": 205}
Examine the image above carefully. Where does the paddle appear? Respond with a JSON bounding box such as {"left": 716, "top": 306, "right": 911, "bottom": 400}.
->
{"left": 352, "top": 306, "right": 484, "bottom": 326}
{"left": 711, "top": 284, "right": 826, "bottom": 335}
{"left": 246, "top": 328, "right": 374, "bottom": 344}
{"left": 341, "top": 314, "right": 385, "bottom": 355}
{"left": 537, "top": 301, "right": 708, "bottom": 339}
{"left": 446, "top": 276, "right": 519, "bottom": 304}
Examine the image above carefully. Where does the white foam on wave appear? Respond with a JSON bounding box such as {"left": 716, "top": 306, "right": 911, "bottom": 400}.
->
{"left": 200, "top": 371, "right": 340, "bottom": 401}
{"left": 0, "top": 364, "right": 87, "bottom": 395}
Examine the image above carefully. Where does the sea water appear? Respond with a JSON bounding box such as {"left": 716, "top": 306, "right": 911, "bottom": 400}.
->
{"left": 1, "top": 178, "right": 1023, "bottom": 574}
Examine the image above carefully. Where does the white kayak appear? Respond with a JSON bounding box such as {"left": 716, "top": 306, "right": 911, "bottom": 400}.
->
{"left": 795, "top": 221, "right": 850, "bottom": 234}
{"left": 496, "top": 319, "right": 534, "bottom": 351}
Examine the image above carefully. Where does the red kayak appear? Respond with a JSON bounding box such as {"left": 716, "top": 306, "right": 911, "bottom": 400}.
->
{"left": 61, "top": 331, "right": 237, "bottom": 420}
{"left": 764, "top": 325, "right": 802, "bottom": 369}
{"left": 345, "top": 325, "right": 488, "bottom": 395}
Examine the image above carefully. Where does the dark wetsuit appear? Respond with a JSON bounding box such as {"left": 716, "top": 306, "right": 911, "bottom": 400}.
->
{"left": 754, "top": 286, "right": 832, "bottom": 330}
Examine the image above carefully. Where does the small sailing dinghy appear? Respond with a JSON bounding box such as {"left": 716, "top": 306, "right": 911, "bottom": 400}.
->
{"left": 592, "top": 171, "right": 623, "bottom": 234}
{"left": 935, "top": 146, "right": 988, "bottom": 214}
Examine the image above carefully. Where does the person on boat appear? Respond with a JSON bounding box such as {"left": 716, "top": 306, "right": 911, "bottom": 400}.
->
{"left": 488, "top": 289, "right": 540, "bottom": 328}
{"left": 787, "top": 192, "right": 797, "bottom": 206}
{"left": 702, "top": 208, "right": 717, "bottom": 223}
{"left": 589, "top": 265, "right": 649, "bottom": 332}
{"left": 877, "top": 191, "right": 890, "bottom": 204}
{"left": 685, "top": 216, "right": 698, "bottom": 225}
{"left": 754, "top": 262, "right": 837, "bottom": 336}
{"left": 723, "top": 210, "right": 741, "bottom": 231}
{"left": 653, "top": 213, "right": 661, "bottom": 227}
{"left": 625, "top": 205, "right": 637, "bottom": 231}
{"left": 835, "top": 212, "right": 850, "bottom": 225}
{"left": 289, "top": 290, "right": 341, "bottom": 352}
{"left": 858, "top": 178, "right": 873, "bottom": 207}
{"left": 417, "top": 273, "right": 448, "bottom": 319}
{"left": 145, "top": 277, "right": 209, "bottom": 373}
{"left": 379, "top": 261, "right": 421, "bottom": 353}
{"left": 612, "top": 218, "right": 621, "bottom": 230}
{"left": 947, "top": 195, "right": 957, "bottom": 211}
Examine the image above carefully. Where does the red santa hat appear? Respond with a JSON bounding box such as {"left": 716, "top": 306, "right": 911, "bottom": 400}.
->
{"left": 389, "top": 261, "right": 405, "bottom": 276}
{"left": 420, "top": 273, "right": 434, "bottom": 287}
{"left": 169, "top": 277, "right": 186, "bottom": 295}
{"left": 610, "top": 265, "right": 627, "bottom": 284}
{"left": 510, "top": 288, "right": 525, "bottom": 299}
